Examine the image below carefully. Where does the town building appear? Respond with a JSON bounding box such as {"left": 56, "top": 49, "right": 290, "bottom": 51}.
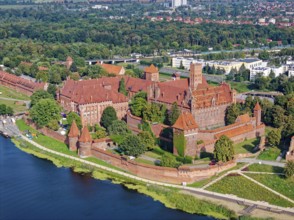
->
{"left": 172, "top": 0, "right": 187, "bottom": 8}
{"left": 0, "top": 71, "right": 47, "bottom": 96}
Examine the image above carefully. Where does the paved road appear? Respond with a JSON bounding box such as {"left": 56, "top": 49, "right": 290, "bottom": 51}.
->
{"left": 0, "top": 97, "right": 30, "bottom": 108}
{"left": 237, "top": 158, "right": 285, "bottom": 167}
{"left": 18, "top": 135, "right": 294, "bottom": 216}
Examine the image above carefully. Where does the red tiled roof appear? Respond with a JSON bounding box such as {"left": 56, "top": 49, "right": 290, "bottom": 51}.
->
{"left": 235, "top": 113, "right": 251, "bottom": 124}
{"left": 215, "top": 124, "right": 254, "bottom": 139}
{"left": 151, "top": 123, "right": 168, "bottom": 138}
{"left": 173, "top": 112, "right": 198, "bottom": 130}
{"left": 68, "top": 121, "right": 80, "bottom": 137}
{"left": 0, "top": 71, "right": 45, "bottom": 92}
{"left": 123, "top": 76, "right": 152, "bottom": 93}
{"left": 97, "top": 63, "right": 124, "bottom": 75}
{"left": 254, "top": 102, "right": 261, "bottom": 111}
{"left": 192, "top": 82, "right": 232, "bottom": 108}
{"left": 60, "top": 77, "right": 128, "bottom": 105}
{"left": 79, "top": 126, "right": 92, "bottom": 143}
{"left": 144, "top": 64, "right": 158, "bottom": 73}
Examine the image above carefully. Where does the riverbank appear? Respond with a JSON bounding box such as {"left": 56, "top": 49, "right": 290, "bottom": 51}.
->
{"left": 12, "top": 137, "right": 236, "bottom": 220}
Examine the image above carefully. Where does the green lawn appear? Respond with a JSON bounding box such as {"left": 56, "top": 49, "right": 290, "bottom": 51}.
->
{"left": 258, "top": 147, "right": 281, "bottom": 161}
{"left": 245, "top": 164, "right": 284, "bottom": 173}
{"left": 144, "top": 151, "right": 162, "bottom": 159}
{"left": 0, "top": 99, "right": 27, "bottom": 113}
{"left": 245, "top": 173, "right": 294, "bottom": 200}
{"left": 234, "top": 138, "right": 259, "bottom": 154}
{"left": 135, "top": 158, "right": 155, "bottom": 165}
{"left": 0, "top": 85, "right": 30, "bottom": 100}
{"left": 206, "top": 174, "right": 293, "bottom": 207}
{"left": 188, "top": 163, "right": 245, "bottom": 188}
{"left": 228, "top": 81, "right": 251, "bottom": 93}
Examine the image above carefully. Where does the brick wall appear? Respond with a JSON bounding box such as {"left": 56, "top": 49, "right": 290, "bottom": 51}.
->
{"left": 91, "top": 147, "right": 236, "bottom": 184}
{"left": 24, "top": 118, "right": 67, "bottom": 143}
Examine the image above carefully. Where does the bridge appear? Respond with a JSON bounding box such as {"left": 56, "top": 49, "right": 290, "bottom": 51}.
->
{"left": 243, "top": 91, "right": 283, "bottom": 98}
{"left": 86, "top": 58, "right": 139, "bottom": 65}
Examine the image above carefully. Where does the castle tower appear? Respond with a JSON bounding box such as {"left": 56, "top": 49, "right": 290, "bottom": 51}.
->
{"left": 144, "top": 64, "right": 159, "bottom": 82}
{"left": 172, "top": 112, "right": 199, "bottom": 157}
{"left": 78, "top": 126, "right": 92, "bottom": 158}
{"left": 65, "top": 56, "right": 73, "bottom": 70}
{"left": 189, "top": 63, "right": 202, "bottom": 91}
{"left": 254, "top": 102, "right": 262, "bottom": 126}
{"left": 68, "top": 120, "right": 80, "bottom": 151}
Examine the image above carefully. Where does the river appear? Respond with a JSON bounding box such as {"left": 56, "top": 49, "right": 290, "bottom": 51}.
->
{"left": 0, "top": 137, "right": 213, "bottom": 220}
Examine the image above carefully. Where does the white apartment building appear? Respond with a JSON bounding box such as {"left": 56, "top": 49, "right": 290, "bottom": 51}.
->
{"left": 172, "top": 57, "right": 205, "bottom": 70}
{"left": 172, "top": 0, "right": 187, "bottom": 8}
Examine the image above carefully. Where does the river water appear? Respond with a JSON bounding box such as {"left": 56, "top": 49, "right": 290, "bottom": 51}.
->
{"left": 0, "top": 137, "right": 213, "bottom": 220}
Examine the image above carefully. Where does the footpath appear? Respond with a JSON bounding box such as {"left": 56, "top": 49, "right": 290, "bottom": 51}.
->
{"left": 19, "top": 135, "right": 294, "bottom": 216}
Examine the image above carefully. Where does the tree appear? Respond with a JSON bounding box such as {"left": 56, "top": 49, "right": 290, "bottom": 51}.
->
{"left": 119, "top": 134, "right": 146, "bottom": 157}
{"left": 284, "top": 160, "right": 294, "bottom": 178}
{"left": 214, "top": 135, "right": 234, "bottom": 162}
{"left": 30, "top": 90, "right": 53, "bottom": 107}
{"left": 47, "top": 119, "right": 59, "bottom": 131}
{"left": 130, "top": 97, "right": 147, "bottom": 117}
{"left": 225, "top": 104, "right": 241, "bottom": 125}
{"left": 167, "top": 102, "right": 180, "bottom": 125}
{"left": 267, "top": 129, "right": 281, "bottom": 147}
{"left": 100, "top": 106, "right": 117, "bottom": 129}
{"left": 118, "top": 78, "right": 127, "bottom": 96}
{"left": 160, "top": 153, "right": 181, "bottom": 168}
{"left": 67, "top": 112, "right": 82, "bottom": 129}
{"left": 47, "top": 84, "right": 57, "bottom": 98}
{"left": 138, "top": 131, "right": 155, "bottom": 150}
{"left": 30, "top": 99, "right": 61, "bottom": 128}
{"left": 108, "top": 120, "right": 130, "bottom": 136}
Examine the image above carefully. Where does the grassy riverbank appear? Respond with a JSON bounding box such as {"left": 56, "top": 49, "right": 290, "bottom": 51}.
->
{"left": 11, "top": 137, "right": 236, "bottom": 219}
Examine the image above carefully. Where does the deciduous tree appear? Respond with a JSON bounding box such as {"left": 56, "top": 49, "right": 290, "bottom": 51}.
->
{"left": 214, "top": 135, "right": 234, "bottom": 162}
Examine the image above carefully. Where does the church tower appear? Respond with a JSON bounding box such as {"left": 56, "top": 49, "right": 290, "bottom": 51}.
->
{"left": 189, "top": 63, "right": 202, "bottom": 91}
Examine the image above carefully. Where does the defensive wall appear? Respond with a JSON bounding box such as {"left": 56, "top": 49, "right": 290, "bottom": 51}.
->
{"left": 91, "top": 147, "right": 236, "bottom": 184}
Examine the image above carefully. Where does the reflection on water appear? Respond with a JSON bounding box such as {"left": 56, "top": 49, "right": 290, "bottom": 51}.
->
{"left": 0, "top": 137, "right": 213, "bottom": 220}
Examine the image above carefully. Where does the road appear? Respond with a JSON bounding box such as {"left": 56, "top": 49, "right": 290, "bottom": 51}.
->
{"left": 0, "top": 97, "right": 30, "bottom": 108}
{"left": 237, "top": 158, "right": 285, "bottom": 167}
{"left": 18, "top": 135, "right": 294, "bottom": 216}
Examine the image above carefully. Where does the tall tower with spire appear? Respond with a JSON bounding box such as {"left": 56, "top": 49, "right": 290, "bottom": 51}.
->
{"left": 254, "top": 102, "right": 262, "bottom": 126}
{"left": 189, "top": 63, "right": 202, "bottom": 91}
{"left": 68, "top": 121, "right": 80, "bottom": 151}
{"left": 78, "top": 126, "right": 92, "bottom": 158}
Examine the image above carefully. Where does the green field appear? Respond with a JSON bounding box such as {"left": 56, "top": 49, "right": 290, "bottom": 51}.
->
{"left": 258, "top": 147, "right": 281, "bottom": 161}
{"left": 245, "top": 173, "right": 294, "bottom": 200}
{"left": 228, "top": 81, "right": 252, "bottom": 93}
{"left": 0, "top": 85, "right": 30, "bottom": 100}
{"left": 245, "top": 164, "right": 284, "bottom": 173}
{"left": 206, "top": 174, "right": 293, "bottom": 207}
{"left": 234, "top": 138, "right": 259, "bottom": 154}
{"left": 188, "top": 163, "right": 245, "bottom": 188}
{"left": 0, "top": 99, "right": 27, "bottom": 113}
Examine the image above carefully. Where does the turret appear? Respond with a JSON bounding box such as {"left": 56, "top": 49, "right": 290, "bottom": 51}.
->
{"left": 78, "top": 126, "right": 92, "bottom": 158}
{"left": 254, "top": 102, "right": 262, "bottom": 126}
{"left": 68, "top": 120, "right": 80, "bottom": 151}
{"left": 189, "top": 63, "right": 202, "bottom": 91}
{"left": 144, "top": 64, "right": 159, "bottom": 82}
{"left": 65, "top": 56, "right": 73, "bottom": 70}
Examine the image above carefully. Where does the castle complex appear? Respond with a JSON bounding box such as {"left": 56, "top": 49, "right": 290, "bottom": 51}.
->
{"left": 59, "top": 63, "right": 235, "bottom": 129}
{"left": 61, "top": 63, "right": 265, "bottom": 157}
